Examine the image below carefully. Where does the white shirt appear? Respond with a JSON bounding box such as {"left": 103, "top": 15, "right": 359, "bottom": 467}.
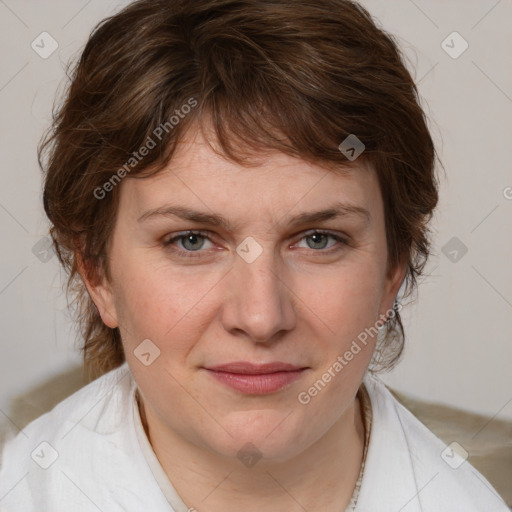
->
{"left": 0, "top": 363, "right": 509, "bottom": 511}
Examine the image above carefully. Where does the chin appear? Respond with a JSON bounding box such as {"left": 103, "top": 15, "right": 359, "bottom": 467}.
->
{"left": 203, "top": 410, "right": 311, "bottom": 464}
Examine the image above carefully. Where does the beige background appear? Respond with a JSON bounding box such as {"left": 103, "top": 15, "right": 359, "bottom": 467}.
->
{"left": 0, "top": 0, "right": 511, "bottom": 429}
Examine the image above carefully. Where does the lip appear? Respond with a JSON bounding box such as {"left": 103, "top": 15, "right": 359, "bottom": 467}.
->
{"left": 207, "top": 361, "right": 304, "bottom": 374}
{"left": 204, "top": 361, "right": 308, "bottom": 395}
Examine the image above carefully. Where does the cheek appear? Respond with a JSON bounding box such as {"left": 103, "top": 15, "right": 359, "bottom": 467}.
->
{"left": 293, "top": 268, "right": 382, "bottom": 418}
{"left": 112, "top": 257, "right": 216, "bottom": 352}
{"left": 299, "top": 263, "right": 383, "bottom": 340}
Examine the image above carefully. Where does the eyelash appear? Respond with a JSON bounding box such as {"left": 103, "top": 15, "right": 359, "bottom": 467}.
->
{"left": 162, "top": 229, "right": 350, "bottom": 258}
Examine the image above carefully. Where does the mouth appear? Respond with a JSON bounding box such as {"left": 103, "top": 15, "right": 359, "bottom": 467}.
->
{"left": 203, "top": 361, "right": 309, "bottom": 395}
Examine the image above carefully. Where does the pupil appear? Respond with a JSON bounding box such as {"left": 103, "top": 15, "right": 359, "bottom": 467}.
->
{"left": 309, "top": 233, "right": 327, "bottom": 249}
{"left": 185, "top": 234, "right": 202, "bottom": 250}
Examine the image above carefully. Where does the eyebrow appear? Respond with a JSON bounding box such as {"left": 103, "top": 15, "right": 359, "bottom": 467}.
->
{"left": 137, "top": 202, "right": 371, "bottom": 230}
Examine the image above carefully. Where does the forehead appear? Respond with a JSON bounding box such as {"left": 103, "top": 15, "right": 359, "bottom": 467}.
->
{"left": 118, "top": 125, "right": 382, "bottom": 228}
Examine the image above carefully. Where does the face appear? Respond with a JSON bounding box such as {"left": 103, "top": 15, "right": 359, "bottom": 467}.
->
{"left": 85, "top": 126, "right": 404, "bottom": 464}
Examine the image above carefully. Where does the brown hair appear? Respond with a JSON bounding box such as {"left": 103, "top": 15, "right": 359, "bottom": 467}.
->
{"left": 39, "top": 0, "right": 439, "bottom": 379}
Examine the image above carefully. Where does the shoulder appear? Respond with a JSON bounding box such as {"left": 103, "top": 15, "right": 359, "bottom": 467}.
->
{"left": 3, "top": 363, "right": 133, "bottom": 446}
{"left": 357, "top": 373, "right": 509, "bottom": 512}
{"left": 0, "top": 363, "right": 158, "bottom": 511}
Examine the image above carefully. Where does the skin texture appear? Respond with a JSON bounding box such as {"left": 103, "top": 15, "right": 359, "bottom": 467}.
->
{"left": 81, "top": 125, "right": 406, "bottom": 511}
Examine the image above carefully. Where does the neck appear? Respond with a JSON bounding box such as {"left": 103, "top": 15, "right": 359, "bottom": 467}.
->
{"left": 137, "top": 392, "right": 365, "bottom": 512}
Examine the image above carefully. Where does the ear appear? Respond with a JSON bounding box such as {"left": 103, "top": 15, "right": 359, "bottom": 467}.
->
{"left": 379, "top": 256, "right": 408, "bottom": 319}
{"left": 75, "top": 249, "right": 119, "bottom": 329}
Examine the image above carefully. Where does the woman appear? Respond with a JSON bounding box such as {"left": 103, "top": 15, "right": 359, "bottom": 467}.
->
{"left": 0, "top": 0, "right": 508, "bottom": 510}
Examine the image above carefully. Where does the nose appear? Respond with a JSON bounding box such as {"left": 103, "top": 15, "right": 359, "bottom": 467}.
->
{"left": 220, "top": 243, "right": 296, "bottom": 343}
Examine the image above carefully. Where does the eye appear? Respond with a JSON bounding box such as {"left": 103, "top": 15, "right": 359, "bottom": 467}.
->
{"left": 295, "top": 230, "right": 349, "bottom": 252}
{"left": 163, "top": 230, "right": 214, "bottom": 257}
{"left": 162, "top": 229, "right": 350, "bottom": 259}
